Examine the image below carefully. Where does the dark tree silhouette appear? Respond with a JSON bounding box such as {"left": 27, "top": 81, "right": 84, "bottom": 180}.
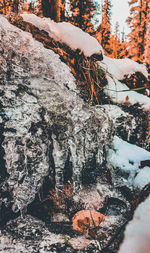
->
{"left": 68, "top": 0, "right": 96, "bottom": 35}
{"left": 38, "top": 0, "right": 65, "bottom": 22}
{"left": 96, "top": 0, "right": 111, "bottom": 53}
{"left": 127, "top": 0, "right": 149, "bottom": 63}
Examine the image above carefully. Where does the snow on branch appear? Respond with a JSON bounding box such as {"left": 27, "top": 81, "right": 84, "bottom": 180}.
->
{"left": 8, "top": 13, "right": 149, "bottom": 109}
{"left": 104, "top": 76, "right": 150, "bottom": 110}
{"left": 99, "top": 56, "right": 148, "bottom": 80}
{"left": 97, "top": 56, "right": 149, "bottom": 110}
{"left": 21, "top": 13, "right": 104, "bottom": 59}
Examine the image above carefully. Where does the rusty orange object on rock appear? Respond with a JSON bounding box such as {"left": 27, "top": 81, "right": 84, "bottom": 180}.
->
{"left": 72, "top": 210, "right": 105, "bottom": 233}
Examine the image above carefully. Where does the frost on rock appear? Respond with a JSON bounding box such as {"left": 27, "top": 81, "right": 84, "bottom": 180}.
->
{"left": 119, "top": 195, "right": 150, "bottom": 253}
{"left": 99, "top": 56, "right": 148, "bottom": 80}
{"left": 21, "top": 13, "right": 104, "bottom": 58}
{"left": 107, "top": 136, "right": 150, "bottom": 187}
{"left": 0, "top": 16, "right": 112, "bottom": 213}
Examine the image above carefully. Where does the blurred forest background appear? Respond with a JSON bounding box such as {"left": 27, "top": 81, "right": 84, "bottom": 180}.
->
{"left": 0, "top": 0, "right": 149, "bottom": 66}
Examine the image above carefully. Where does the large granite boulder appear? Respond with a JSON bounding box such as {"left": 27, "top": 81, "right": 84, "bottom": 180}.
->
{"left": 0, "top": 15, "right": 112, "bottom": 217}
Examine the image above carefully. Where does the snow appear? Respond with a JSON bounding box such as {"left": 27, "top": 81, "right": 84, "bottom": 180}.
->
{"left": 20, "top": 13, "right": 148, "bottom": 81}
{"left": 104, "top": 75, "right": 150, "bottom": 110}
{"left": 21, "top": 13, "right": 104, "bottom": 57}
{"left": 2, "top": 13, "right": 150, "bottom": 190}
{"left": 99, "top": 56, "right": 149, "bottom": 109}
{"left": 99, "top": 56, "right": 148, "bottom": 80}
{"left": 119, "top": 195, "right": 150, "bottom": 253}
{"left": 21, "top": 13, "right": 148, "bottom": 82}
{"left": 133, "top": 167, "right": 150, "bottom": 189}
{"left": 107, "top": 136, "right": 150, "bottom": 184}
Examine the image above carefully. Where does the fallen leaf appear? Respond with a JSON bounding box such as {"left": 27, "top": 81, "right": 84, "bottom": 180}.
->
{"left": 72, "top": 210, "right": 105, "bottom": 233}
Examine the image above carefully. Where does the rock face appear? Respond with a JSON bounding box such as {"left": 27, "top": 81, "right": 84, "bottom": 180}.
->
{"left": 0, "top": 215, "right": 65, "bottom": 253}
{"left": 0, "top": 13, "right": 149, "bottom": 253}
{"left": 0, "top": 16, "right": 112, "bottom": 216}
{"left": 100, "top": 104, "right": 150, "bottom": 152}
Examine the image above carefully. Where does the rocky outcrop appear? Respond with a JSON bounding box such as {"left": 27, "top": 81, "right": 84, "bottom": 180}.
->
{"left": 0, "top": 13, "right": 149, "bottom": 253}
{"left": 0, "top": 16, "right": 112, "bottom": 217}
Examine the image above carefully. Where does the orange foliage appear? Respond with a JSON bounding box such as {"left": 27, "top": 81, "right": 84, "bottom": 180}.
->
{"left": 125, "top": 96, "right": 129, "bottom": 103}
{"left": 72, "top": 210, "right": 105, "bottom": 234}
{"left": 146, "top": 123, "right": 150, "bottom": 135}
{"left": 42, "top": 183, "right": 73, "bottom": 210}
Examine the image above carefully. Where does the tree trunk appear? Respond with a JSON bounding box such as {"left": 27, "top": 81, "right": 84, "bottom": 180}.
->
{"left": 41, "top": 0, "right": 61, "bottom": 22}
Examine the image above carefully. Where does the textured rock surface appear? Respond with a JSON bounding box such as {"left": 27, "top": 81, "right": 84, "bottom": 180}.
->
{"left": 0, "top": 215, "right": 65, "bottom": 253}
{"left": 0, "top": 13, "right": 149, "bottom": 253}
{"left": 0, "top": 16, "right": 112, "bottom": 215}
{"left": 100, "top": 104, "right": 150, "bottom": 151}
{"left": 0, "top": 212, "right": 126, "bottom": 253}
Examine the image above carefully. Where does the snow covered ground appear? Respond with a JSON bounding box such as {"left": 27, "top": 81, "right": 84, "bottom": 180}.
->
{"left": 21, "top": 13, "right": 150, "bottom": 110}
{"left": 107, "top": 136, "right": 150, "bottom": 188}
{"left": 119, "top": 195, "right": 150, "bottom": 253}
{"left": 21, "top": 13, "right": 148, "bottom": 81}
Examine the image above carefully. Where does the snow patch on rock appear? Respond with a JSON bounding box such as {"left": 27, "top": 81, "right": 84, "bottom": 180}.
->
{"left": 21, "top": 13, "right": 104, "bottom": 58}
{"left": 134, "top": 166, "right": 150, "bottom": 189}
{"left": 107, "top": 136, "right": 150, "bottom": 185}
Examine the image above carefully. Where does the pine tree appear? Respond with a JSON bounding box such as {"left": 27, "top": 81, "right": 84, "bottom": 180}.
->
{"left": 144, "top": 23, "right": 150, "bottom": 65}
{"left": 0, "top": 0, "right": 19, "bottom": 14}
{"left": 109, "top": 22, "right": 121, "bottom": 58}
{"left": 37, "top": 0, "right": 64, "bottom": 22}
{"left": 144, "top": 2, "right": 150, "bottom": 65}
{"left": 68, "top": 0, "right": 96, "bottom": 34}
{"left": 127, "top": 0, "right": 149, "bottom": 63}
{"left": 0, "top": 0, "right": 6, "bottom": 14}
{"left": 121, "top": 28, "right": 125, "bottom": 43}
{"left": 0, "top": 0, "right": 26, "bottom": 14}
{"left": 96, "top": 0, "right": 111, "bottom": 54}
{"left": 115, "top": 21, "right": 120, "bottom": 40}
